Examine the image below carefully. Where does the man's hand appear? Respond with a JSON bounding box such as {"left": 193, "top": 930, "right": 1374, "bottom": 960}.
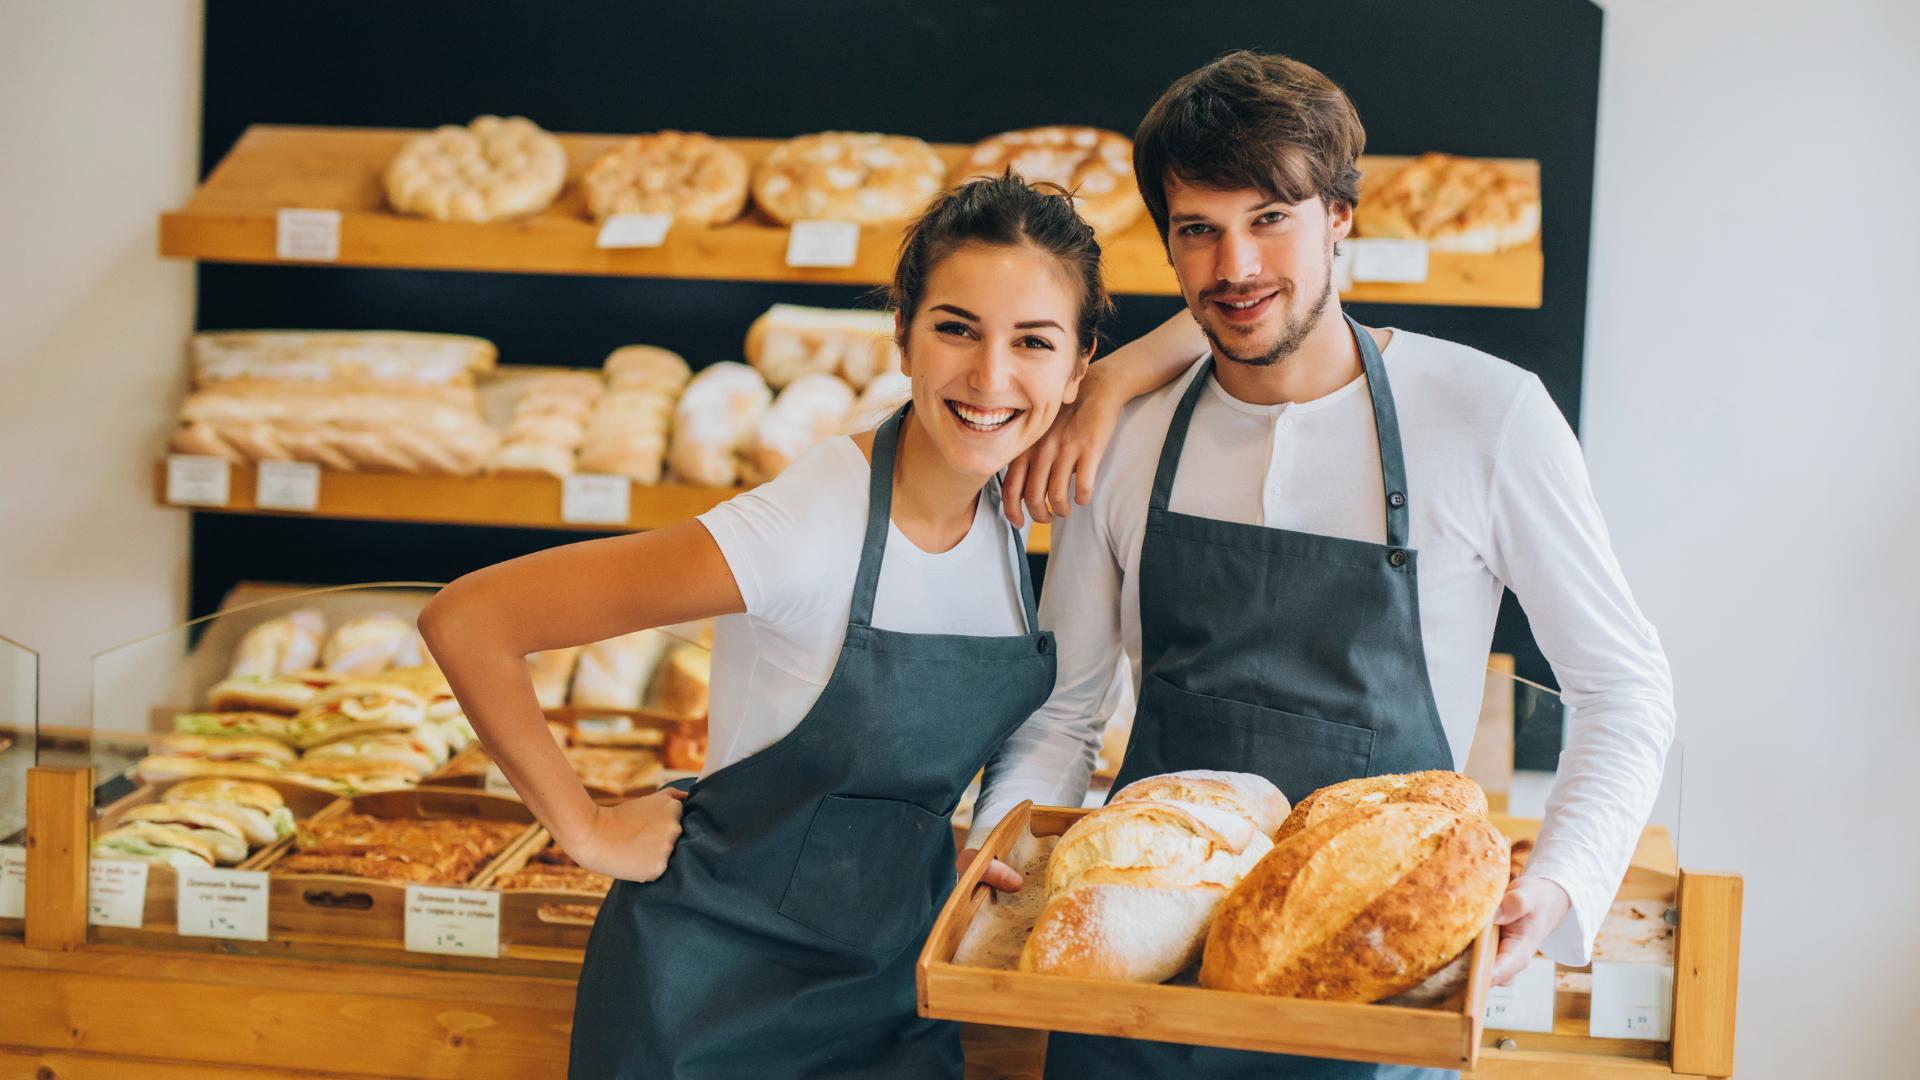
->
{"left": 1001, "top": 366, "right": 1126, "bottom": 528}
{"left": 1491, "top": 875, "right": 1572, "bottom": 985}
{"left": 955, "top": 847, "right": 1024, "bottom": 893}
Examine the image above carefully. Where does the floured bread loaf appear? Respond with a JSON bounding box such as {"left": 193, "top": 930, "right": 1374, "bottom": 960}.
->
{"left": 384, "top": 115, "right": 567, "bottom": 223}
{"left": 1200, "top": 802, "right": 1508, "bottom": 1002}
{"left": 582, "top": 131, "right": 749, "bottom": 225}
{"left": 667, "top": 362, "right": 771, "bottom": 486}
{"left": 1275, "top": 769, "right": 1487, "bottom": 842}
{"left": 1020, "top": 795, "right": 1273, "bottom": 983}
{"left": 1110, "top": 769, "right": 1291, "bottom": 839}
{"left": 741, "top": 372, "right": 855, "bottom": 483}
{"left": 751, "top": 132, "right": 945, "bottom": 226}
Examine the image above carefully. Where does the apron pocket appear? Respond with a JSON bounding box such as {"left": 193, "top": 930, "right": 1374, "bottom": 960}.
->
{"left": 1139, "top": 674, "right": 1376, "bottom": 807}
{"left": 778, "top": 793, "right": 945, "bottom": 955}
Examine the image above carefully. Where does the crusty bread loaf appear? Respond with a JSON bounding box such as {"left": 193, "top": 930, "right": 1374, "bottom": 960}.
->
{"left": 571, "top": 630, "right": 672, "bottom": 711}
{"left": 740, "top": 372, "right": 855, "bottom": 483}
{"left": 668, "top": 362, "right": 771, "bottom": 486}
{"left": 1199, "top": 802, "right": 1508, "bottom": 1002}
{"left": 1110, "top": 770, "right": 1291, "bottom": 840}
{"left": 1274, "top": 770, "right": 1487, "bottom": 843}
{"left": 1019, "top": 800, "right": 1272, "bottom": 983}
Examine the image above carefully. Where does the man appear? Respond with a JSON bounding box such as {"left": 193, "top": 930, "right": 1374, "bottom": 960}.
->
{"left": 965, "top": 50, "right": 1676, "bottom": 1079}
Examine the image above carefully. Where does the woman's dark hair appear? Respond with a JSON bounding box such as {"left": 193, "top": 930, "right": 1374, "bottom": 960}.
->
{"left": 889, "top": 172, "right": 1112, "bottom": 355}
{"left": 1134, "top": 50, "right": 1366, "bottom": 241}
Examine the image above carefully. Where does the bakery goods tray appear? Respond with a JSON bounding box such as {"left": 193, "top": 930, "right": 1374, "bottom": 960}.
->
{"left": 916, "top": 802, "right": 1495, "bottom": 1071}
{"left": 475, "top": 827, "right": 610, "bottom": 951}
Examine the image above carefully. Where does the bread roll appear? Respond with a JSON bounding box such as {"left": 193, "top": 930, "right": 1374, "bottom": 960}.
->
{"left": 668, "top": 362, "right": 770, "bottom": 486}
{"left": 322, "top": 613, "right": 414, "bottom": 676}
{"left": 571, "top": 630, "right": 672, "bottom": 710}
{"left": 229, "top": 609, "right": 325, "bottom": 678}
{"left": 744, "top": 304, "right": 899, "bottom": 389}
{"left": 646, "top": 644, "right": 711, "bottom": 720}
{"left": 1274, "top": 770, "right": 1487, "bottom": 842}
{"left": 604, "top": 346, "right": 692, "bottom": 395}
{"left": 1020, "top": 801, "right": 1272, "bottom": 983}
{"left": 843, "top": 370, "right": 912, "bottom": 433}
{"left": 1110, "top": 770, "right": 1291, "bottom": 840}
{"left": 1200, "top": 802, "right": 1508, "bottom": 1002}
{"left": 741, "top": 373, "right": 855, "bottom": 483}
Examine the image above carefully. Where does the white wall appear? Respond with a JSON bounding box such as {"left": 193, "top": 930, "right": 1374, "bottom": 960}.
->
{"left": 0, "top": 1, "right": 202, "bottom": 729}
{"left": 1586, "top": 1, "right": 1920, "bottom": 1075}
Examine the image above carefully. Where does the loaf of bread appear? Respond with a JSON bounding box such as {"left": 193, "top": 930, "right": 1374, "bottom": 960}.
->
{"left": 667, "top": 362, "right": 770, "bottom": 486}
{"left": 321, "top": 613, "right": 414, "bottom": 677}
{"left": 571, "top": 630, "right": 673, "bottom": 711}
{"left": 384, "top": 115, "right": 567, "bottom": 224}
{"left": 229, "top": 609, "right": 325, "bottom": 678}
{"left": 751, "top": 132, "right": 946, "bottom": 226}
{"left": 1200, "top": 802, "right": 1508, "bottom": 1002}
{"left": 1019, "top": 793, "right": 1274, "bottom": 984}
{"left": 740, "top": 372, "right": 855, "bottom": 483}
{"left": 582, "top": 131, "right": 750, "bottom": 225}
{"left": 951, "top": 126, "right": 1144, "bottom": 236}
{"left": 1353, "top": 153, "right": 1541, "bottom": 253}
{"left": 573, "top": 347, "right": 689, "bottom": 484}
{"left": 1109, "top": 769, "right": 1291, "bottom": 840}
{"left": 842, "top": 370, "right": 912, "bottom": 433}
{"left": 189, "top": 331, "right": 497, "bottom": 389}
{"left": 488, "top": 369, "right": 605, "bottom": 479}
{"left": 745, "top": 304, "right": 900, "bottom": 389}
{"left": 646, "top": 644, "right": 712, "bottom": 720}
{"left": 1274, "top": 769, "right": 1487, "bottom": 842}
{"left": 527, "top": 647, "right": 582, "bottom": 710}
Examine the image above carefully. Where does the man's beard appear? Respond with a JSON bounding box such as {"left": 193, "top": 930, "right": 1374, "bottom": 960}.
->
{"left": 1200, "top": 256, "right": 1335, "bottom": 368}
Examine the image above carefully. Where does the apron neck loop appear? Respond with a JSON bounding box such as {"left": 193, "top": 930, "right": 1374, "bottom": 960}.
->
{"left": 1147, "top": 316, "right": 1412, "bottom": 550}
{"left": 851, "top": 404, "right": 908, "bottom": 628}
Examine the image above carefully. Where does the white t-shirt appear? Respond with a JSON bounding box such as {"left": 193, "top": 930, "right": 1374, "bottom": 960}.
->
{"left": 696, "top": 437, "right": 1031, "bottom": 775}
{"left": 971, "top": 328, "right": 1676, "bottom": 967}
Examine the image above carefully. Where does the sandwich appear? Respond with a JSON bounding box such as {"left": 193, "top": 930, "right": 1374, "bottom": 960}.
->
{"left": 161, "top": 777, "right": 295, "bottom": 846}
{"left": 119, "top": 803, "right": 250, "bottom": 864}
{"left": 91, "top": 821, "right": 219, "bottom": 870}
{"left": 286, "top": 683, "right": 428, "bottom": 749}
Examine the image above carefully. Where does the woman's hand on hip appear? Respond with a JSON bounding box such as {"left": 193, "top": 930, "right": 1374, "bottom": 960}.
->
{"left": 571, "top": 787, "right": 689, "bottom": 883}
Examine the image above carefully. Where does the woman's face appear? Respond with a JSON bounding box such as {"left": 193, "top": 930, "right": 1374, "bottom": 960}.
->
{"left": 899, "top": 242, "right": 1091, "bottom": 481}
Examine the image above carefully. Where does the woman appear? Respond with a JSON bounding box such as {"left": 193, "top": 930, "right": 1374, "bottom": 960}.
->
{"left": 417, "top": 173, "right": 1106, "bottom": 1079}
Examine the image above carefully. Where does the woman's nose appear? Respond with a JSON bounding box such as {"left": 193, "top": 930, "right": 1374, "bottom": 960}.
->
{"left": 970, "top": 342, "right": 1014, "bottom": 393}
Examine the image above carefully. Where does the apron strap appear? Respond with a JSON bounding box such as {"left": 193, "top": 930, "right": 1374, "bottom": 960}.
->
{"left": 991, "top": 473, "right": 1042, "bottom": 634}
{"left": 1148, "top": 318, "right": 1411, "bottom": 549}
{"left": 850, "top": 404, "right": 908, "bottom": 628}
{"left": 1347, "top": 313, "right": 1411, "bottom": 551}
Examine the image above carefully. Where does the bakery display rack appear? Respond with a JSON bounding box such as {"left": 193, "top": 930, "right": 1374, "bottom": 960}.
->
{"left": 160, "top": 125, "right": 1545, "bottom": 309}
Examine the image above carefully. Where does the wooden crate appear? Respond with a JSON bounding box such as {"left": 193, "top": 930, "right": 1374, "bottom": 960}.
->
{"left": 475, "top": 827, "right": 607, "bottom": 952}
{"left": 262, "top": 788, "right": 539, "bottom": 941}
{"left": 918, "top": 802, "right": 1495, "bottom": 1071}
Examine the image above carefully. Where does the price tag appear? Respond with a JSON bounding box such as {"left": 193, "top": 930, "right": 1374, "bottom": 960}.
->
{"left": 1349, "top": 237, "right": 1431, "bottom": 283}
{"left": 482, "top": 761, "right": 520, "bottom": 799}
{"left": 1484, "top": 955, "right": 1557, "bottom": 1033}
{"left": 0, "top": 845, "right": 26, "bottom": 919}
{"left": 255, "top": 460, "right": 321, "bottom": 512}
{"left": 561, "top": 473, "right": 633, "bottom": 525}
{"left": 276, "top": 208, "right": 341, "bottom": 262}
{"left": 176, "top": 867, "right": 269, "bottom": 941}
{"left": 87, "top": 859, "right": 150, "bottom": 928}
{"left": 785, "top": 219, "right": 861, "bottom": 268}
{"left": 165, "top": 455, "right": 231, "bottom": 506}
{"left": 596, "top": 213, "right": 673, "bottom": 249}
{"left": 404, "top": 885, "right": 502, "bottom": 957}
{"left": 1589, "top": 961, "right": 1674, "bottom": 1040}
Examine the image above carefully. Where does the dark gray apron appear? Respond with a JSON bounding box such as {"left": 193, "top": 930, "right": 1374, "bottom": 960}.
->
{"left": 1046, "top": 316, "right": 1456, "bottom": 1080}
{"left": 571, "top": 406, "right": 1057, "bottom": 1079}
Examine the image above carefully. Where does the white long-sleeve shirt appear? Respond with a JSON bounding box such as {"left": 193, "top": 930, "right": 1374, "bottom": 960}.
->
{"left": 972, "top": 329, "right": 1675, "bottom": 966}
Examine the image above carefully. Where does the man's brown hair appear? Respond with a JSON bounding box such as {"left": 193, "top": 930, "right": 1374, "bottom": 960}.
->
{"left": 1133, "top": 51, "right": 1366, "bottom": 240}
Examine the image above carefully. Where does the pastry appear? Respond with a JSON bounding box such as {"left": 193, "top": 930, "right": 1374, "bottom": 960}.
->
{"left": 952, "top": 126, "right": 1143, "bottom": 235}
{"left": 751, "top": 132, "right": 946, "bottom": 226}
{"left": 744, "top": 304, "right": 899, "bottom": 389}
{"left": 1199, "top": 802, "right": 1509, "bottom": 1002}
{"left": 741, "top": 373, "right": 855, "bottom": 484}
{"left": 582, "top": 131, "right": 750, "bottom": 225}
{"left": 228, "top": 609, "right": 325, "bottom": 678}
{"left": 276, "top": 756, "right": 424, "bottom": 795}
{"left": 1274, "top": 770, "right": 1487, "bottom": 843}
{"left": 321, "top": 613, "right": 415, "bottom": 676}
{"left": 667, "top": 362, "right": 771, "bottom": 487}
{"left": 527, "top": 647, "right": 582, "bottom": 710}
{"left": 1353, "top": 153, "right": 1541, "bottom": 253}
{"left": 384, "top": 115, "right": 568, "bottom": 223}
{"left": 282, "top": 812, "right": 525, "bottom": 886}
{"left": 646, "top": 644, "right": 711, "bottom": 721}
{"left": 571, "top": 630, "right": 673, "bottom": 711}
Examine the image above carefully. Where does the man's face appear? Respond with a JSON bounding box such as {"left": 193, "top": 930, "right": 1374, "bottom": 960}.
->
{"left": 1163, "top": 177, "right": 1352, "bottom": 367}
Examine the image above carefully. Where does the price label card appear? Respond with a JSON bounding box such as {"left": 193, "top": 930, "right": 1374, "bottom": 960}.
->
{"left": 596, "top": 213, "right": 673, "bottom": 249}
{"left": 482, "top": 761, "right": 520, "bottom": 799}
{"left": 87, "top": 859, "right": 150, "bottom": 928}
{"left": 561, "top": 473, "right": 632, "bottom": 525}
{"left": 785, "top": 219, "right": 861, "bottom": 268}
{"left": 1349, "top": 238, "right": 1431, "bottom": 284}
{"left": 404, "top": 885, "right": 502, "bottom": 958}
{"left": 0, "top": 845, "right": 26, "bottom": 919}
{"left": 276, "top": 208, "right": 341, "bottom": 262}
{"left": 176, "top": 867, "right": 269, "bottom": 941}
{"left": 165, "top": 455, "right": 231, "bottom": 506}
{"left": 255, "top": 460, "right": 321, "bottom": 512}
{"left": 1589, "top": 961, "right": 1674, "bottom": 1040}
{"left": 1484, "top": 955, "right": 1557, "bottom": 1033}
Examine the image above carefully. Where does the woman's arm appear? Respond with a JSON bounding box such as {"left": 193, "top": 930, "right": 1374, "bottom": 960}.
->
{"left": 1002, "top": 309, "right": 1207, "bottom": 526}
{"left": 417, "top": 521, "right": 745, "bottom": 881}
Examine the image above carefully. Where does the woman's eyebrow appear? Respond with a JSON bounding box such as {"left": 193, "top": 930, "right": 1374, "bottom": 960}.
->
{"left": 929, "top": 303, "right": 979, "bottom": 320}
{"left": 1014, "top": 320, "right": 1065, "bottom": 331}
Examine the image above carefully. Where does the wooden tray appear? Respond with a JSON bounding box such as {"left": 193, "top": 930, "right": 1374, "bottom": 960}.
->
{"left": 475, "top": 827, "right": 608, "bottom": 951}
{"left": 91, "top": 778, "right": 344, "bottom": 930}
{"left": 262, "top": 788, "right": 539, "bottom": 940}
{"left": 917, "top": 802, "right": 1495, "bottom": 1071}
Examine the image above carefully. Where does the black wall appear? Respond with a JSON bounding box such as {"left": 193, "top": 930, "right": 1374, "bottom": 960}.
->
{"left": 192, "top": 0, "right": 1605, "bottom": 718}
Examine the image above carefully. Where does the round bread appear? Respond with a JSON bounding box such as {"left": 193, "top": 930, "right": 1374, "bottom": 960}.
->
{"left": 1353, "top": 152, "right": 1541, "bottom": 253}
{"left": 751, "top": 132, "right": 946, "bottom": 225}
{"left": 384, "top": 115, "right": 568, "bottom": 223}
{"left": 1274, "top": 770, "right": 1487, "bottom": 843}
{"left": 582, "top": 131, "right": 750, "bottom": 225}
{"left": 1109, "top": 770, "right": 1291, "bottom": 839}
{"left": 951, "top": 125, "right": 1143, "bottom": 235}
{"left": 1199, "top": 802, "right": 1508, "bottom": 1002}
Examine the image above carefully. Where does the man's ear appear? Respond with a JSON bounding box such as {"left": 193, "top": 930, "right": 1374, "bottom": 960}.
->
{"left": 1061, "top": 340, "right": 1095, "bottom": 405}
{"left": 894, "top": 311, "right": 913, "bottom": 376}
{"left": 1328, "top": 198, "right": 1355, "bottom": 243}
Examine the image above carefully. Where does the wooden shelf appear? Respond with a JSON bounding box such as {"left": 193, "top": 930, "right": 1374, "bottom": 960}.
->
{"left": 152, "top": 460, "right": 1052, "bottom": 553}
{"left": 160, "top": 125, "right": 1543, "bottom": 308}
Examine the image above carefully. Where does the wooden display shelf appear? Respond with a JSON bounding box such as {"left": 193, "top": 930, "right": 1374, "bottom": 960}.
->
{"left": 150, "top": 458, "right": 1054, "bottom": 552}
{"left": 159, "top": 125, "right": 1543, "bottom": 308}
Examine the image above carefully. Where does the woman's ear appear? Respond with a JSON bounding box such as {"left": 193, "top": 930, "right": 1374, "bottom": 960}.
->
{"left": 1060, "top": 339, "right": 1095, "bottom": 405}
{"left": 894, "top": 311, "right": 913, "bottom": 376}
